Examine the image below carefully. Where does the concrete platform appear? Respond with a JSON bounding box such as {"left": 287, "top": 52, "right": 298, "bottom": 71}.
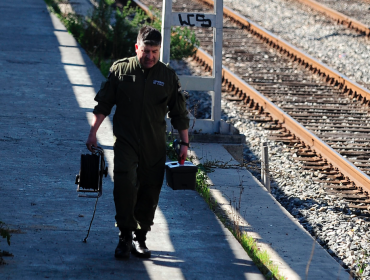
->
{"left": 0, "top": 0, "right": 351, "bottom": 279}
{"left": 0, "top": 1, "right": 263, "bottom": 279}
{"left": 189, "top": 143, "right": 351, "bottom": 280}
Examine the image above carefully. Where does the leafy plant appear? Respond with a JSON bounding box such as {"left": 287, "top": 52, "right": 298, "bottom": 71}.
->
{"left": 84, "top": 0, "right": 114, "bottom": 64}
{"left": 165, "top": 139, "right": 179, "bottom": 162}
{"left": 45, "top": 0, "right": 199, "bottom": 77}
{"left": 170, "top": 26, "right": 199, "bottom": 60}
{"left": 151, "top": 10, "right": 199, "bottom": 60}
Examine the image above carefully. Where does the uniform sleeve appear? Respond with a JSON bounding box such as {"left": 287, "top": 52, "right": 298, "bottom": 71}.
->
{"left": 92, "top": 69, "right": 118, "bottom": 117}
{"left": 167, "top": 74, "right": 190, "bottom": 130}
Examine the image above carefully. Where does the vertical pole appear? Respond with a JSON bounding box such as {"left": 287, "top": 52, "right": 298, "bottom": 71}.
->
{"left": 160, "top": 0, "right": 172, "bottom": 64}
{"left": 261, "top": 142, "right": 265, "bottom": 185}
{"left": 262, "top": 142, "right": 270, "bottom": 192}
{"left": 212, "top": 0, "right": 223, "bottom": 133}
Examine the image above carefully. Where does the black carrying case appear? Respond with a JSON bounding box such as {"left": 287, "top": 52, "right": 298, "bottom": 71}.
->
{"left": 75, "top": 146, "right": 107, "bottom": 198}
{"left": 165, "top": 161, "right": 198, "bottom": 190}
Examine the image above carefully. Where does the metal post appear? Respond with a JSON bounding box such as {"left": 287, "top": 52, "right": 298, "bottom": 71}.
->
{"left": 160, "top": 0, "right": 172, "bottom": 64}
{"left": 212, "top": 0, "right": 223, "bottom": 133}
{"left": 261, "top": 142, "right": 265, "bottom": 184}
{"left": 261, "top": 142, "right": 270, "bottom": 192}
{"left": 161, "top": 0, "right": 223, "bottom": 134}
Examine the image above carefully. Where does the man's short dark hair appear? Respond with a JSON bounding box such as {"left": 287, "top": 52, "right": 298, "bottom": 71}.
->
{"left": 137, "top": 26, "right": 162, "bottom": 46}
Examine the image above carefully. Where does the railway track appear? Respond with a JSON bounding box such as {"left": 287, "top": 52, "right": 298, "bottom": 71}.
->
{"left": 297, "top": 0, "right": 370, "bottom": 35}
{"left": 134, "top": 0, "right": 370, "bottom": 212}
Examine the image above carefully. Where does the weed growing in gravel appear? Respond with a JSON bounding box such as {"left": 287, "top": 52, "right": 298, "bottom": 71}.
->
{"left": 356, "top": 250, "right": 368, "bottom": 276}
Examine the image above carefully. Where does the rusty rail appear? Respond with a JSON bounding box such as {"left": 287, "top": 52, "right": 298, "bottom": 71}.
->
{"left": 132, "top": 0, "right": 154, "bottom": 19}
{"left": 134, "top": 0, "right": 370, "bottom": 191}
{"left": 199, "top": 0, "right": 370, "bottom": 106}
{"left": 194, "top": 48, "right": 370, "bottom": 192}
{"left": 295, "top": 0, "right": 370, "bottom": 36}
{"left": 198, "top": 0, "right": 370, "bottom": 191}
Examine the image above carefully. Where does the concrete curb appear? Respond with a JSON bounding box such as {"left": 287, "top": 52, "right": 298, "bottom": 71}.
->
{"left": 189, "top": 143, "right": 351, "bottom": 280}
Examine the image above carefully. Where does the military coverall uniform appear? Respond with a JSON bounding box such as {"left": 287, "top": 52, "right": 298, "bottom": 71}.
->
{"left": 93, "top": 56, "right": 189, "bottom": 232}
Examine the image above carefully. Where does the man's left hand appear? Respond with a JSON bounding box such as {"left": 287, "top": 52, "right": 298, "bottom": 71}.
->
{"left": 179, "top": 145, "right": 188, "bottom": 163}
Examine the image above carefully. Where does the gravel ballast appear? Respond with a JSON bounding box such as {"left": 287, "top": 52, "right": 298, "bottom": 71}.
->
{"left": 313, "top": 0, "right": 370, "bottom": 27}
{"left": 223, "top": 0, "right": 370, "bottom": 88}
{"left": 171, "top": 53, "right": 370, "bottom": 278}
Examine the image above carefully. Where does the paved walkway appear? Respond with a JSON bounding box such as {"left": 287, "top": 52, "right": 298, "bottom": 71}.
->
{"left": 0, "top": 0, "right": 353, "bottom": 279}
{"left": 190, "top": 144, "right": 351, "bottom": 280}
{"left": 0, "top": 1, "right": 263, "bottom": 279}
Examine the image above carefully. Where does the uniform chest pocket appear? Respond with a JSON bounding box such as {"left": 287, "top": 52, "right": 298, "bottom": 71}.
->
{"left": 147, "top": 80, "right": 169, "bottom": 104}
{"left": 116, "top": 75, "right": 139, "bottom": 116}
{"left": 117, "top": 75, "right": 137, "bottom": 101}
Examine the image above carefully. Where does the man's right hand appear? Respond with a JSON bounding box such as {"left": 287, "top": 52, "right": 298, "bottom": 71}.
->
{"left": 86, "top": 133, "right": 98, "bottom": 152}
{"left": 86, "top": 113, "right": 106, "bottom": 152}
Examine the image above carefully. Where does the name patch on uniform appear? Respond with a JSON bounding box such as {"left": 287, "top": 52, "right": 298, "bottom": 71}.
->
{"left": 153, "top": 80, "right": 164, "bottom": 86}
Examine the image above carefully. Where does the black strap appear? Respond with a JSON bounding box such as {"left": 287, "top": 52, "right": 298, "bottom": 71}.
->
{"left": 179, "top": 141, "right": 189, "bottom": 147}
{"left": 83, "top": 195, "right": 99, "bottom": 243}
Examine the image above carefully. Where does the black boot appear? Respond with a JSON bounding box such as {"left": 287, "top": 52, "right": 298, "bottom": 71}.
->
{"left": 131, "top": 230, "right": 151, "bottom": 258}
{"left": 115, "top": 229, "right": 132, "bottom": 259}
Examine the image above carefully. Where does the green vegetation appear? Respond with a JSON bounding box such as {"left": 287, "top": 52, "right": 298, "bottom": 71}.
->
{"left": 166, "top": 141, "right": 285, "bottom": 280}
{"left": 169, "top": 26, "right": 199, "bottom": 61}
{"left": 235, "top": 230, "right": 284, "bottom": 279}
{"left": 357, "top": 251, "right": 368, "bottom": 276}
{"left": 194, "top": 163, "right": 215, "bottom": 209}
{"left": 44, "top": 0, "right": 199, "bottom": 77}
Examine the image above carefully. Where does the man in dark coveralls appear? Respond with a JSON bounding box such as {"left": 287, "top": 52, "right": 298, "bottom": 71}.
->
{"left": 86, "top": 26, "right": 189, "bottom": 259}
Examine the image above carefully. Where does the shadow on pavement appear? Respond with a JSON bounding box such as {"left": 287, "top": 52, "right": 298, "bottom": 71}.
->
{"left": 0, "top": 1, "right": 263, "bottom": 279}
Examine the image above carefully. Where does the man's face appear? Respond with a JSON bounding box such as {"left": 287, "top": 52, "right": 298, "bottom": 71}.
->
{"left": 135, "top": 43, "right": 161, "bottom": 69}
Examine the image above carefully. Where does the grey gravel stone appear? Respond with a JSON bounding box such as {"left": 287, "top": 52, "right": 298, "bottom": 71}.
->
{"left": 223, "top": 0, "right": 370, "bottom": 88}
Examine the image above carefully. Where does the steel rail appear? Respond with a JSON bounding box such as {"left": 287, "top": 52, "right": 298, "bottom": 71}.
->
{"left": 197, "top": 0, "right": 370, "bottom": 191}
{"left": 295, "top": 0, "right": 370, "bottom": 36}
{"left": 194, "top": 47, "right": 370, "bottom": 192}
{"left": 132, "top": 0, "right": 154, "bottom": 19}
{"left": 133, "top": 0, "right": 370, "bottom": 191}
{"left": 199, "top": 0, "right": 370, "bottom": 107}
